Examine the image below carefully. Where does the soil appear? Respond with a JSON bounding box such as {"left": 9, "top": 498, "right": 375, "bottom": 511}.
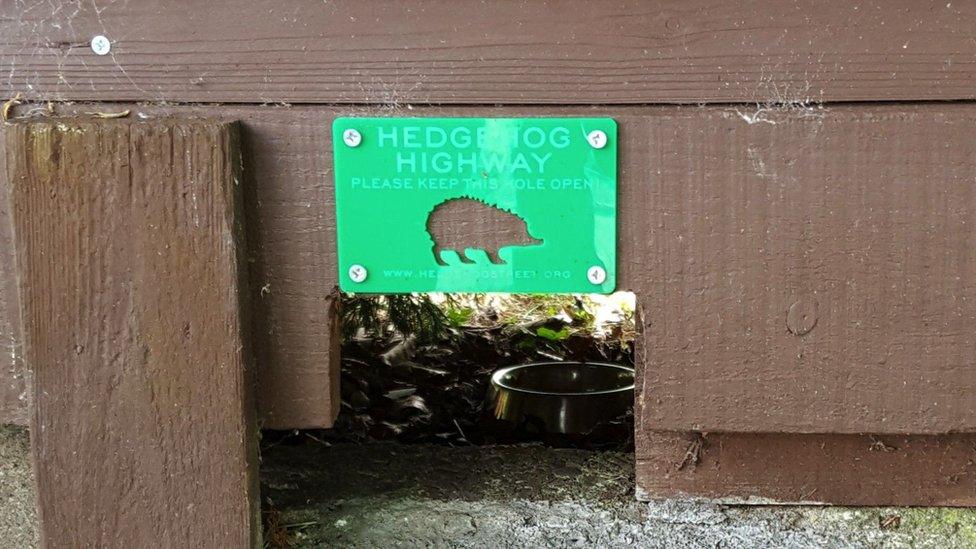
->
{"left": 261, "top": 441, "right": 976, "bottom": 548}
{"left": 0, "top": 425, "right": 37, "bottom": 548}
{"left": 5, "top": 297, "right": 976, "bottom": 547}
{"left": 272, "top": 294, "right": 636, "bottom": 450}
{"left": 4, "top": 426, "right": 976, "bottom": 547}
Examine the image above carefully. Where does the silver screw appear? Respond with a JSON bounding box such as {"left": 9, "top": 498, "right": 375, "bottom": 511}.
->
{"left": 587, "top": 265, "right": 607, "bottom": 285}
{"left": 90, "top": 35, "right": 111, "bottom": 56}
{"left": 348, "top": 264, "right": 368, "bottom": 283}
{"left": 342, "top": 128, "right": 362, "bottom": 147}
{"left": 586, "top": 130, "right": 608, "bottom": 149}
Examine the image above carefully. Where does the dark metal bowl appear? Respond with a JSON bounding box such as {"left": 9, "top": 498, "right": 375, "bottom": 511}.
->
{"left": 486, "top": 361, "right": 634, "bottom": 434}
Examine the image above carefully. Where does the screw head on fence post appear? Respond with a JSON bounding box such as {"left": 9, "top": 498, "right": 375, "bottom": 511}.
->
{"left": 90, "top": 35, "right": 111, "bottom": 56}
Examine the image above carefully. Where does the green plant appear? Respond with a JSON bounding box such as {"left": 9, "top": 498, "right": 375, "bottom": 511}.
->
{"left": 341, "top": 293, "right": 448, "bottom": 342}
{"left": 444, "top": 304, "right": 474, "bottom": 328}
{"left": 535, "top": 326, "right": 571, "bottom": 341}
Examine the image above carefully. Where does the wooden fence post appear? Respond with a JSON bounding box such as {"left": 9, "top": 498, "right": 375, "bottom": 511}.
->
{"left": 6, "top": 119, "right": 261, "bottom": 547}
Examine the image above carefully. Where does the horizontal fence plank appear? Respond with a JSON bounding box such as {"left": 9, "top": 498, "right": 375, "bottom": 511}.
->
{"left": 636, "top": 431, "right": 976, "bottom": 505}
{"left": 629, "top": 105, "right": 976, "bottom": 434}
{"left": 3, "top": 102, "right": 976, "bottom": 434}
{"left": 2, "top": 0, "right": 975, "bottom": 104}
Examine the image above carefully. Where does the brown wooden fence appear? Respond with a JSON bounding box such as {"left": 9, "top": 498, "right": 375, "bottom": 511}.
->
{"left": 2, "top": 1, "right": 976, "bottom": 546}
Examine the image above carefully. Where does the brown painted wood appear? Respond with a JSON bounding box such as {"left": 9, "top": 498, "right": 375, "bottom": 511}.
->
{"left": 0, "top": 105, "right": 343, "bottom": 430}
{"left": 3, "top": 102, "right": 976, "bottom": 436}
{"left": 2, "top": 1, "right": 976, "bottom": 105}
{"left": 236, "top": 109, "right": 341, "bottom": 429}
{"left": 627, "top": 105, "right": 976, "bottom": 435}
{"left": 635, "top": 431, "right": 976, "bottom": 505}
{"left": 7, "top": 119, "right": 261, "bottom": 547}
{"left": 0, "top": 126, "right": 26, "bottom": 425}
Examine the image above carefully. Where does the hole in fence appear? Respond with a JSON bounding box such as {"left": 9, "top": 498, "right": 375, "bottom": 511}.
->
{"left": 265, "top": 292, "right": 636, "bottom": 450}
{"left": 260, "top": 292, "right": 637, "bottom": 544}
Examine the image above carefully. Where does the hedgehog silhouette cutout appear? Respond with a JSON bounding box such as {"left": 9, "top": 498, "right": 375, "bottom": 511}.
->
{"left": 426, "top": 197, "right": 542, "bottom": 266}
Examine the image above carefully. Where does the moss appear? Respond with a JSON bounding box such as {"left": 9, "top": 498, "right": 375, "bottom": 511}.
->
{"left": 898, "top": 507, "right": 976, "bottom": 546}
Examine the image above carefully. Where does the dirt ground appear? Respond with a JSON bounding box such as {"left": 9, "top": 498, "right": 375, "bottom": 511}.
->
{"left": 261, "top": 440, "right": 976, "bottom": 548}
{"left": 4, "top": 425, "right": 976, "bottom": 548}
{"left": 0, "top": 426, "right": 36, "bottom": 548}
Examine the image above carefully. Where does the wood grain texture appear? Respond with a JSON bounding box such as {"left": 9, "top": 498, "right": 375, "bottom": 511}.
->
{"left": 627, "top": 105, "right": 976, "bottom": 434}
{"left": 7, "top": 119, "right": 261, "bottom": 547}
{"left": 237, "top": 109, "right": 340, "bottom": 429}
{"left": 635, "top": 431, "right": 976, "bottom": 505}
{"left": 3, "top": 102, "right": 976, "bottom": 435}
{"left": 0, "top": 106, "right": 342, "bottom": 430}
{"left": 2, "top": 1, "right": 976, "bottom": 105}
{"left": 0, "top": 126, "right": 26, "bottom": 425}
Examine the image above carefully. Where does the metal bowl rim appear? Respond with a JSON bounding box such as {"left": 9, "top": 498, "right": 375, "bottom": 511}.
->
{"left": 490, "top": 361, "right": 635, "bottom": 397}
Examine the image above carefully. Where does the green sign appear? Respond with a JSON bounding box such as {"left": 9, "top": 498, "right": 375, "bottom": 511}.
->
{"left": 333, "top": 117, "right": 617, "bottom": 293}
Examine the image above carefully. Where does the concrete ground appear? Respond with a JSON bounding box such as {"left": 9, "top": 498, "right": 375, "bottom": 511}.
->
{"left": 0, "top": 426, "right": 36, "bottom": 548}
{"left": 3, "top": 425, "right": 976, "bottom": 548}
{"left": 263, "top": 441, "right": 976, "bottom": 548}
